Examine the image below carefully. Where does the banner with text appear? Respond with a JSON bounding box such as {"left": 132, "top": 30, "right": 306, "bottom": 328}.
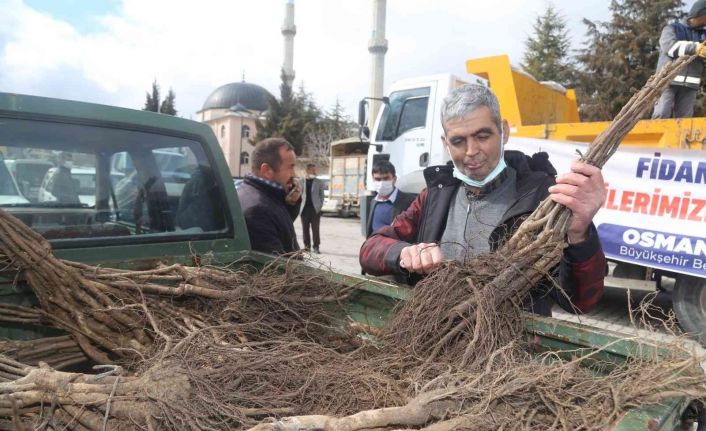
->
{"left": 506, "top": 137, "right": 706, "bottom": 278}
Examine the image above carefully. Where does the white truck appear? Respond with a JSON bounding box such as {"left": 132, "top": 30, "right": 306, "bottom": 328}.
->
{"left": 359, "top": 56, "right": 706, "bottom": 339}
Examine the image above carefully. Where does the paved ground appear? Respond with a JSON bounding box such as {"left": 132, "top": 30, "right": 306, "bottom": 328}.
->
{"left": 294, "top": 216, "right": 697, "bottom": 345}
{"left": 294, "top": 214, "right": 365, "bottom": 276}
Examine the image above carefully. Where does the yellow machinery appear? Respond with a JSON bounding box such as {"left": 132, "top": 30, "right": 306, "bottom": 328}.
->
{"left": 467, "top": 55, "right": 706, "bottom": 150}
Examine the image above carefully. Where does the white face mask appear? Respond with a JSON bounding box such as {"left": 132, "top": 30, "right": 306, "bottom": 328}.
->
{"left": 372, "top": 180, "right": 394, "bottom": 196}
{"left": 446, "top": 126, "right": 506, "bottom": 188}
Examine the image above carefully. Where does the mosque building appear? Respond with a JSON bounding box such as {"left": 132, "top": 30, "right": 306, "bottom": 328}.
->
{"left": 197, "top": 0, "right": 296, "bottom": 178}
{"left": 196, "top": 82, "right": 273, "bottom": 177}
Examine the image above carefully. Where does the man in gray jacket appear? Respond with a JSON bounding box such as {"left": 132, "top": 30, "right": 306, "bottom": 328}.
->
{"left": 653, "top": 0, "right": 706, "bottom": 119}
{"left": 300, "top": 163, "right": 325, "bottom": 253}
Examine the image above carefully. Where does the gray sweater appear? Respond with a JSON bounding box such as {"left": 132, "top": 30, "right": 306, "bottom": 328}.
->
{"left": 440, "top": 168, "right": 516, "bottom": 263}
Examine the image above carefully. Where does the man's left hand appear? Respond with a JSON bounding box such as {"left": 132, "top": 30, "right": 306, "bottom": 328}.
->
{"left": 548, "top": 160, "right": 606, "bottom": 244}
{"left": 285, "top": 181, "right": 302, "bottom": 205}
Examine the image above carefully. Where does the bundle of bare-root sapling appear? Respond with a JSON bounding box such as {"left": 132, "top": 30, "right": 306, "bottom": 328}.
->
{"left": 248, "top": 337, "right": 706, "bottom": 431}
{"left": 0, "top": 209, "right": 357, "bottom": 366}
{"left": 0, "top": 337, "right": 408, "bottom": 430}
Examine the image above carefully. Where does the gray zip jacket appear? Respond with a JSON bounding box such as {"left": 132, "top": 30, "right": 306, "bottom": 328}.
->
{"left": 299, "top": 177, "right": 325, "bottom": 214}
{"left": 656, "top": 22, "right": 706, "bottom": 89}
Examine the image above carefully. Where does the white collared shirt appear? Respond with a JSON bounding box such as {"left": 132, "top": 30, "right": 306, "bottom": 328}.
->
{"left": 374, "top": 187, "right": 398, "bottom": 203}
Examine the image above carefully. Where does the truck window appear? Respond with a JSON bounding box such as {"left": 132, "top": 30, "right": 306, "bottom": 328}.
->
{"left": 376, "top": 87, "right": 430, "bottom": 141}
{"left": 397, "top": 96, "right": 429, "bottom": 137}
{"left": 1, "top": 118, "right": 228, "bottom": 243}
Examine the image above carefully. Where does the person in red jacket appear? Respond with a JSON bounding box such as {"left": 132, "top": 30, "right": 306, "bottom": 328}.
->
{"left": 359, "top": 84, "right": 606, "bottom": 315}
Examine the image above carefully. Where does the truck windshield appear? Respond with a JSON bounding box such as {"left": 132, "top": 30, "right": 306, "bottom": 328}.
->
{"left": 0, "top": 117, "right": 227, "bottom": 243}
{"left": 375, "top": 87, "right": 430, "bottom": 142}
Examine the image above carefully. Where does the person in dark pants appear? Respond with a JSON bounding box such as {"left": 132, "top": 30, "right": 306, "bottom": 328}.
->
{"left": 237, "top": 138, "right": 302, "bottom": 254}
{"left": 300, "top": 163, "right": 325, "bottom": 253}
{"left": 652, "top": 0, "right": 706, "bottom": 119}
{"left": 365, "top": 160, "right": 416, "bottom": 238}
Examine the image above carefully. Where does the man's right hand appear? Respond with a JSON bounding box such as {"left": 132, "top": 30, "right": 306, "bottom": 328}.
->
{"left": 697, "top": 41, "right": 706, "bottom": 58}
{"left": 399, "top": 243, "right": 443, "bottom": 274}
{"left": 284, "top": 181, "right": 302, "bottom": 205}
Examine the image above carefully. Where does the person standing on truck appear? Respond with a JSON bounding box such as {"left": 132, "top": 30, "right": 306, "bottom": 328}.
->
{"left": 299, "top": 163, "right": 325, "bottom": 254}
{"left": 652, "top": 0, "right": 706, "bottom": 119}
{"left": 365, "top": 160, "right": 416, "bottom": 238}
{"left": 359, "top": 84, "right": 607, "bottom": 315}
{"left": 237, "top": 138, "right": 303, "bottom": 254}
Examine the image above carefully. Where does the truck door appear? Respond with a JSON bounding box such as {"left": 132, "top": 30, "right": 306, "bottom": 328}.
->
{"left": 374, "top": 85, "right": 434, "bottom": 189}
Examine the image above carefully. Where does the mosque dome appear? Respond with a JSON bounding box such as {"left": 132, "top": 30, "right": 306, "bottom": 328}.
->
{"left": 202, "top": 82, "right": 273, "bottom": 112}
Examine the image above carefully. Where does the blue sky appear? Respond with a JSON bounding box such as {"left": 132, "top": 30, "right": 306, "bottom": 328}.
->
{"left": 23, "top": 0, "right": 120, "bottom": 32}
{"left": 0, "top": 1, "right": 686, "bottom": 119}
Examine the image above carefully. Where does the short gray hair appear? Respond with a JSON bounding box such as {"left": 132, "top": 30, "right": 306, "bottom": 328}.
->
{"left": 440, "top": 84, "right": 502, "bottom": 132}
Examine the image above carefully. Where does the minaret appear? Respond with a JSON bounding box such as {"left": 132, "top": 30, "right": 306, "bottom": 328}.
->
{"left": 282, "top": 0, "right": 296, "bottom": 86}
{"left": 368, "top": 0, "right": 388, "bottom": 129}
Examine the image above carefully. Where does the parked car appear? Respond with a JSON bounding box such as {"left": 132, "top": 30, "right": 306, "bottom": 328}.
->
{"left": 3, "top": 159, "right": 53, "bottom": 203}
{"left": 0, "top": 157, "right": 30, "bottom": 206}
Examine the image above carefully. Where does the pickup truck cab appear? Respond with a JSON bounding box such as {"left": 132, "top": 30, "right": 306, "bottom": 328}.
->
{"left": 0, "top": 92, "right": 249, "bottom": 259}
{"left": 0, "top": 92, "right": 698, "bottom": 430}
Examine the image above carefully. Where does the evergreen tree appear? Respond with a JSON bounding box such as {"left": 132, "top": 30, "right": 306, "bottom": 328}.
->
{"left": 304, "top": 99, "right": 358, "bottom": 166}
{"left": 575, "top": 0, "right": 685, "bottom": 121}
{"left": 160, "top": 89, "right": 177, "bottom": 116}
{"left": 254, "top": 70, "right": 319, "bottom": 155}
{"left": 326, "top": 98, "right": 352, "bottom": 137}
{"left": 254, "top": 72, "right": 356, "bottom": 159}
{"left": 144, "top": 80, "right": 161, "bottom": 112}
{"left": 142, "top": 80, "right": 177, "bottom": 116}
{"left": 521, "top": 4, "right": 576, "bottom": 86}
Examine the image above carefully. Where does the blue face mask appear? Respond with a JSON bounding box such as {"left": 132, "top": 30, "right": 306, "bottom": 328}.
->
{"left": 447, "top": 127, "right": 507, "bottom": 188}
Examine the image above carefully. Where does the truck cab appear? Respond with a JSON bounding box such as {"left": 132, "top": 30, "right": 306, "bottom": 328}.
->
{"left": 0, "top": 92, "right": 250, "bottom": 269}
{"left": 365, "top": 74, "right": 484, "bottom": 194}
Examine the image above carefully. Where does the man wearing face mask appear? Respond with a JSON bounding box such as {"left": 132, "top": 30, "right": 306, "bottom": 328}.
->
{"left": 365, "top": 161, "right": 416, "bottom": 238}
{"left": 359, "top": 84, "right": 606, "bottom": 315}
{"left": 299, "top": 163, "right": 325, "bottom": 253}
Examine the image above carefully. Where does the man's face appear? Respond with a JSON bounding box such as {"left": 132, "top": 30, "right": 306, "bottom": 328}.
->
{"left": 372, "top": 171, "right": 396, "bottom": 186}
{"left": 59, "top": 153, "right": 74, "bottom": 169}
{"left": 689, "top": 15, "right": 706, "bottom": 27}
{"left": 306, "top": 166, "right": 316, "bottom": 176}
{"left": 441, "top": 106, "right": 507, "bottom": 181}
{"left": 267, "top": 146, "right": 297, "bottom": 188}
